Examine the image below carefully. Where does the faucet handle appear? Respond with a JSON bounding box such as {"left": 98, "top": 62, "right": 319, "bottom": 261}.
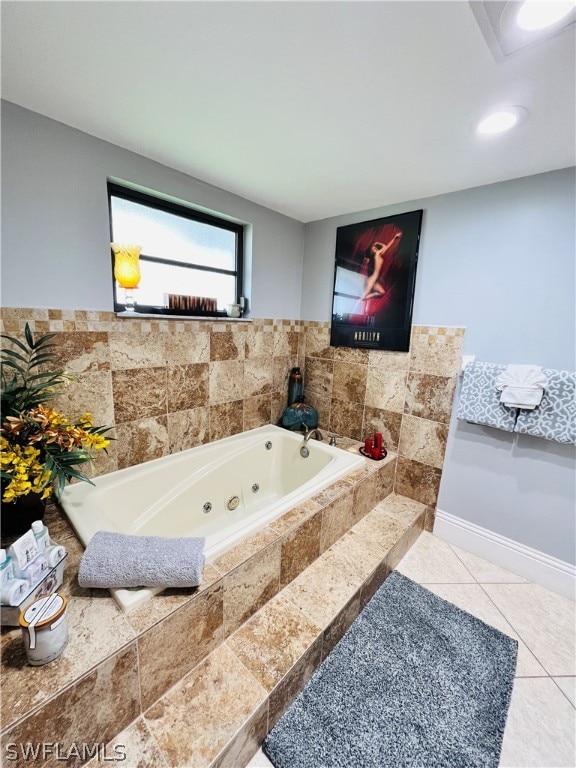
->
{"left": 329, "top": 435, "right": 337, "bottom": 446}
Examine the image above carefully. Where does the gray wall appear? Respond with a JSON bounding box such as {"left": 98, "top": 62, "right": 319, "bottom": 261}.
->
{"left": 1, "top": 101, "right": 305, "bottom": 319}
{"left": 302, "top": 169, "right": 576, "bottom": 564}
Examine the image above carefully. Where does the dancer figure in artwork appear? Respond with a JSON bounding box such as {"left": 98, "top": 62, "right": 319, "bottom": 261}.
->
{"left": 360, "top": 232, "right": 403, "bottom": 301}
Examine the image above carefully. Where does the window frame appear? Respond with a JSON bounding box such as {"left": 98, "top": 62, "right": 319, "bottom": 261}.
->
{"left": 107, "top": 182, "right": 244, "bottom": 316}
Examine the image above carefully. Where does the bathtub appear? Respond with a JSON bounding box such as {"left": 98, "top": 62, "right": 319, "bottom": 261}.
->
{"left": 60, "top": 425, "right": 364, "bottom": 613}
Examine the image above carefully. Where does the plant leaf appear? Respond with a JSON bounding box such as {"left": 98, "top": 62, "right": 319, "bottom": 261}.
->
{"left": 34, "top": 334, "right": 57, "bottom": 346}
{"left": 24, "top": 323, "right": 35, "bottom": 349}
{"left": 0, "top": 359, "right": 24, "bottom": 373}
{"left": 25, "top": 371, "right": 65, "bottom": 383}
{"left": 1, "top": 348, "right": 29, "bottom": 364}
{"left": 0, "top": 335, "right": 29, "bottom": 353}
{"left": 28, "top": 354, "right": 61, "bottom": 369}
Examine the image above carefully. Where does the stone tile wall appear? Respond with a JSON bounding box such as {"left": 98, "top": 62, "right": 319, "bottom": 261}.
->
{"left": 0, "top": 310, "right": 302, "bottom": 474}
{"left": 0, "top": 309, "right": 464, "bottom": 522}
{"left": 303, "top": 322, "right": 465, "bottom": 520}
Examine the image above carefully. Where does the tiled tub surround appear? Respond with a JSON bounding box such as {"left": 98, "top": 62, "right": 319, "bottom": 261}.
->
{"left": 304, "top": 323, "right": 464, "bottom": 527}
{"left": 0, "top": 309, "right": 464, "bottom": 529}
{"left": 1, "top": 444, "right": 401, "bottom": 766}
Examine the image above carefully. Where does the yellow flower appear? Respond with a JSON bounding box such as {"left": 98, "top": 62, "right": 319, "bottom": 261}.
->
{"left": 2, "top": 323, "right": 113, "bottom": 501}
{"left": 1, "top": 397, "right": 111, "bottom": 502}
{"left": 83, "top": 432, "right": 111, "bottom": 450}
{"left": 77, "top": 412, "right": 94, "bottom": 428}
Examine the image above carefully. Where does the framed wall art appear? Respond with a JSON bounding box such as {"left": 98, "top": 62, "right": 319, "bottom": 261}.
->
{"left": 330, "top": 209, "right": 423, "bottom": 352}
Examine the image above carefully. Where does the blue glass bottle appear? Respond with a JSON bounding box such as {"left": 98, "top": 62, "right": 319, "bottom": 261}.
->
{"left": 287, "top": 367, "right": 303, "bottom": 406}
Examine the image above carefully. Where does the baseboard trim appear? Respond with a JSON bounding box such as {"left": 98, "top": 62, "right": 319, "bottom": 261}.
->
{"left": 434, "top": 509, "right": 576, "bottom": 600}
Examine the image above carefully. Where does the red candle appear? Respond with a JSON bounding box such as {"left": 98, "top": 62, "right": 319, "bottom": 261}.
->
{"left": 364, "top": 437, "right": 373, "bottom": 454}
{"left": 373, "top": 432, "right": 383, "bottom": 450}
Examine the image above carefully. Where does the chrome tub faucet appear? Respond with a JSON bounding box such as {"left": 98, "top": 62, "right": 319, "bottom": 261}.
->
{"left": 302, "top": 425, "right": 323, "bottom": 442}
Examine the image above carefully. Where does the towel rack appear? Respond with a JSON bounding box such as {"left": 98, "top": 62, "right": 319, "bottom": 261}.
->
{"left": 460, "top": 355, "right": 476, "bottom": 376}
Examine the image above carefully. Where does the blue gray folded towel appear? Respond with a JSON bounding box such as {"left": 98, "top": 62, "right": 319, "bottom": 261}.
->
{"left": 78, "top": 531, "right": 205, "bottom": 589}
{"left": 457, "top": 361, "right": 517, "bottom": 432}
{"left": 515, "top": 369, "right": 575, "bottom": 444}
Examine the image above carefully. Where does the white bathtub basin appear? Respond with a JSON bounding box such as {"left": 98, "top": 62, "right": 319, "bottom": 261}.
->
{"left": 60, "top": 425, "right": 363, "bottom": 613}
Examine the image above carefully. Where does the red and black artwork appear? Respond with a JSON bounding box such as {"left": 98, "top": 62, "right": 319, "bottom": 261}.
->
{"left": 330, "top": 210, "right": 423, "bottom": 352}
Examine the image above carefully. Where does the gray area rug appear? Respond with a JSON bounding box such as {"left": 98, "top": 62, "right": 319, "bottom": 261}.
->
{"left": 263, "top": 571, "right": 517, "bottom": 768}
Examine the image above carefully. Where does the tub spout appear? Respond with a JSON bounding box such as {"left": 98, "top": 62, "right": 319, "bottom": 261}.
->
{"left": 302, "top": 426, "right": 323, "bottom": 442}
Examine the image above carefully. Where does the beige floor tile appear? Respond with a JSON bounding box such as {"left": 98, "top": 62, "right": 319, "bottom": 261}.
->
{"left": 500, "top": 677, "right": 576, "bottom": 767}
{"left": 396, "top": 531, "right": 475, "bottom": 584}
{"left": 450, "top": 545, "right": 528, "bottom": 584}
{"left": 426, "top": 583, "right": 546, "bottom": 677}
{"left": 483, "top": 583, "right": 576, "bottom": 676}
{"left": 554, "top": 677, "right": 576, "bottom": 707}
{"left": 246, "top": 747, "right": 274, "bottom": 767}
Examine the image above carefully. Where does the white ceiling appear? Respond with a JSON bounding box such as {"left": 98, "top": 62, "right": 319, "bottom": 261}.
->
{"left": 1, "top": 1, "right": 575, "bottom": 222}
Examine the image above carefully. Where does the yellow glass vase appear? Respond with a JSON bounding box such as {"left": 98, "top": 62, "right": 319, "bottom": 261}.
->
{"left": 111, "top": 243, "right": 142, "bottom": 311}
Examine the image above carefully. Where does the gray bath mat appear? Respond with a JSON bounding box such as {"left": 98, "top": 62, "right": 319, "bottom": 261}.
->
{"left": 263, "top": 571, "right": 517, "bottom": 768}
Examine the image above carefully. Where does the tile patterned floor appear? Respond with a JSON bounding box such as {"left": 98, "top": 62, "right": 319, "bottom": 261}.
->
{"left": 247, "top": 532, "right": 576, "bottom": 768}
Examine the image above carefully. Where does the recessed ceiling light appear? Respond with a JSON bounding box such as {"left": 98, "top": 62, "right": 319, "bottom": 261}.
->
{"left": 476, "top": 106, "right": 528, "bottom": 135}
{"left": 470, "top": 1, "right": 576, "bottom": 62}
{"left": 516, "top": 1, "right": 576, "bottom": 32}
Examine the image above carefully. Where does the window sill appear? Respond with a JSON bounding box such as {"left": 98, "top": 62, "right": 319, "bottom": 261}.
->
{"left": 115, "top": 311, "right": 252, "bottom": 323}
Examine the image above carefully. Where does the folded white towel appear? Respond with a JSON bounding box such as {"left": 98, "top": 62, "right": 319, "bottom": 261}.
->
{"left": 495, "top": 365, "right": 548, "bottom": 410}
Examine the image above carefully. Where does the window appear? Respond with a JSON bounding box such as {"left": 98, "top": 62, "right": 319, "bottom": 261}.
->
{"left": 108, "top": 182, "right": 244, "bottom": 316}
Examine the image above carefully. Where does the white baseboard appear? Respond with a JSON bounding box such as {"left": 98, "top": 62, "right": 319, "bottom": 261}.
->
{"left": 434, "top": 509, "right": 576, "bottom": 600}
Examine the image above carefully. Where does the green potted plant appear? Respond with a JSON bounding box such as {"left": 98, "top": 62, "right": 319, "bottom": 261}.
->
{"left": 1, "top": 323, "right": 112, "bottom": 535}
